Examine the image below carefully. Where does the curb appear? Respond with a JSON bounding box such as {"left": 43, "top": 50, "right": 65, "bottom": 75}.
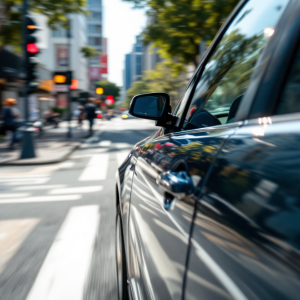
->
{"left": 0, "top": 143, "right": 80, "bottom": 166}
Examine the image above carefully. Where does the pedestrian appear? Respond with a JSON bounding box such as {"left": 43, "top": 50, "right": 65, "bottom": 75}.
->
{"left": 84, "top": 99, "right": 96, "bottom": 135}
{"left": 1, "top": 98, "right": 20, "bottom": 149}
{"left": 77, "top": 106, "right": 85, "bottom": 128}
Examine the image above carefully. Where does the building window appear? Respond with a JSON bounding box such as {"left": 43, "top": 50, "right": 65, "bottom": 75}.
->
{"left": 88, "top": 0, "right": 101, "bottom": 5}
{"left": 52, "top": 21, "right": 71, "bottom": 38}
{"left": 135, "top": 45, "right": 142, "bottom": 53}
{"left": 88, "top": 37, "right": 102, "bottom": 46}
{"left": 88, "top": 25, "right": 102, "bottom": 33}
{"left": 89, "top": 12, "right": 101, "bottom": 20}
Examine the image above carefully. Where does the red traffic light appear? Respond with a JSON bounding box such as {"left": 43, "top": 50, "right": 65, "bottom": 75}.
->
{"left": 27, "top": 43, "right": 39, "bottom": 54}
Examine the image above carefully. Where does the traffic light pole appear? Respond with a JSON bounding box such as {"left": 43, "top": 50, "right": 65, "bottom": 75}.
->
{"left": 67, "top": 18, "right": 72, "bottom": 138}
{"left": 20, "top": 0, "right": 36, "bottom": 159}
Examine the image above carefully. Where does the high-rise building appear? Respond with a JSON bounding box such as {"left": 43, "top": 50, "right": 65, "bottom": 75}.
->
{"left": 86, "top": 0, "right": 106, "bottom": 93}
{"left": 123, "top": 35, "right": 143, "bottom": 91}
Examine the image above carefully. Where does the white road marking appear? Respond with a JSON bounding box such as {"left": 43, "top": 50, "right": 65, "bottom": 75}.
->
{"left": 117, "top": 152, "right": 129, "bottom": 167}
{"left": 0, "top": 176, "right": 48, "bottom": 182}
{"left": 15, "top": 185, "right": 66, "bottom": 191}
{"left": 49, "top": 186, "right": 103, "bottom": 195}
{"left": 5, "top": 178, "right": 50, "bottom": 186}
{"left": 0, "top": 219, "right": 39, "bottom": 274}
{"left": 114, "top": 143, "right": 131, "bottom": 149}
{"left": 79, "top": 154, "right": 109, "bottom": 181}
{"left": 0, "top": 193, "right": 30, "bottom": 199}
{"left": 26, "top": 205, "right": 100, "bottom": 300}
{"left": 98, "top": 140, "right": 111, "bottom": 147}
{"left": 0, "top": 195, "right": 81, "bottom": 204}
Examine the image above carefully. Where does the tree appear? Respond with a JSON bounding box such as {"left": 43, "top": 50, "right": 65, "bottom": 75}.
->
{"left": 125, "top": 81, "right": 150, "bottom": 108}
{"left": 123, "top": 0, "right": 240, "bottom": 68}
{"left": 96, "top": 81, "right": 120, "bottom": 99}
{"left": 81, "top": 46, "right": 99, "bottom": 58}
{"left": 0, "top": 0, "right": 87, "bottom": 49}
{"left": 143, "top": 61, "right": 186, "bottom": 109}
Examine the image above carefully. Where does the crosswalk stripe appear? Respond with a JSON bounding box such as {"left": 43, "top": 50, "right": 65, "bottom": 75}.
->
{"left": 0, "top": 193, "right": 30, "bottom": 199}
{"left": 15, "top": 185, "right": 66, "bottom": 191}
{"left": 26, "top": 205, "right": 100, "bottom": 300}
{"left": 0, "top": 219, "right": 39, "bottom": 274}
{"left": 5, "top": 178, "right": 50, "bottom": 186}
{"left": 98, "top": 140, "right": 111, "bottom": 147}
{"left": 79, "top": 154, "right": 109, "bottom": 181}
{"left": 0, "top": 195, "right": 81, "bottom": 204}
{"left": 49, "top": 186, "right": 103, "bottom": 195}
{"left": 117, "top": 151, "right": 129, "bottom": 167}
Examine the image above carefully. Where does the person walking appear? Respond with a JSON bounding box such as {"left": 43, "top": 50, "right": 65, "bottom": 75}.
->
{"left": 75, "top": 106, "right": 85, "bottom": 128}
{"left": 84, "top": 99, "right": 96, "bottom": 135}
{"left": 1, "top": 98, "right": 20, "bottom": 149}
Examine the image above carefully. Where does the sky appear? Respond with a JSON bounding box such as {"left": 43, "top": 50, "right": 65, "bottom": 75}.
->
{"left": 103, "top": 0, "right": 146, "bottom": 87}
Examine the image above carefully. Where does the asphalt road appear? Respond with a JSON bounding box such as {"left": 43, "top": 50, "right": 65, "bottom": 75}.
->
{"left": 0, "top": 117, "right": 157, "bottom": 300}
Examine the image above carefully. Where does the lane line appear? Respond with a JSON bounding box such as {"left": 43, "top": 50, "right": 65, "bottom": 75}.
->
{"left": 49, "top": 186, "right": 103, "bottom": 195}
{"left": 26, "top": 205, "right": 100, "bottom": 300}
{"left": 0, "top": 195, "right": 81, "bottom": 204}
{"left": 79, "top": 154, "right": 109, "bottom": 181}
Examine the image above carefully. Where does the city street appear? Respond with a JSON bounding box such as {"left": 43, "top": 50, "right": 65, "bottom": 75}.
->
{"left": 0, "top": 117, "right": 157, "bottom": 300}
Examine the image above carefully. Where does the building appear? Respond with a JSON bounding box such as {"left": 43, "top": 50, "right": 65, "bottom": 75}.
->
{"left": 86, "top": 0, "right": 108, "bottom": 94}
{"left": 34, "top": 13, "right": 89, "bottom": 112}
{"left": 123, "top": 35, "right": 144, "bottom": 91}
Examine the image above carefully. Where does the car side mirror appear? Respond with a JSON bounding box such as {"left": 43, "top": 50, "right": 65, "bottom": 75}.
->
{"left": 129, "top": 93, "right": 178, "bottom": 129}
{"left": 129, "top": 93, "right": 170, "bottom": 120}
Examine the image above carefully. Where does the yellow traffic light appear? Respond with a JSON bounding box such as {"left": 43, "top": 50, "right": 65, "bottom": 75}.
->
{"left": 54, "top": 75, "right": 67, "bottom": 84}
{"left": 96, "top": 87, "right": 103, "bottom": 95}
{"left": 27, "top": 25, "right": 37, "bottom": 30}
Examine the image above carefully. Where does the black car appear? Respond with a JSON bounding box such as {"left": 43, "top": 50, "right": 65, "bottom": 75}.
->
{"left": 115, "top": 0, "right": 300, "bottom": 299}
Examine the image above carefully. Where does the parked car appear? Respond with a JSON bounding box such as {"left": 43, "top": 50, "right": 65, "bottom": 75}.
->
{"left": 115, "top": 0, "right": 300, "bottom": 299}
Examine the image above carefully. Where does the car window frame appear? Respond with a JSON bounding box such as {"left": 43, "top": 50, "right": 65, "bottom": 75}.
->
{"left": 175, "top": 0, "right": 249, "bottom": 130}
{"left": 236, "top": 0, "right": 300, "bottom": 121}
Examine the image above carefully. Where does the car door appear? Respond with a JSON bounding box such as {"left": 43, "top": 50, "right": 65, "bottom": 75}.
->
{"left": 185, "top": 1, "right": 300, "bottom": 300}
{"left": 127, "top": 0, "right": 289, "bottom": 299}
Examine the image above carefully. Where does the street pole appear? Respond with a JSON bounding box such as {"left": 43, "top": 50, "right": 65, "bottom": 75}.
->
{"left": 67, "top": 18, "right": 72, "bottom": 138}
{"left": 20, "top": 0, "right": 36, "bottom": 159}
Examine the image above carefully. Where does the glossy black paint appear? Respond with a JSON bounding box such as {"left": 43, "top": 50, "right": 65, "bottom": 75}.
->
{"left": 186, "top": 115, "right": 300, "bottom": 300}
{"left": 115, "top": 0, "right": 300, "bottom": 299}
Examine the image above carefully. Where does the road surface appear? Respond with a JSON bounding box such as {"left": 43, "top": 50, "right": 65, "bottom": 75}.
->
{"left": 0, "top": 117, "right": 157, "bottom": 300}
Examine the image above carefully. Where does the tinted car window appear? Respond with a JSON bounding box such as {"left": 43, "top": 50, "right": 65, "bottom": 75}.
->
{"left": 183, "top": 0, "right": 289, "bottom": 130}
{"left": 276, "top": 45, "right": 300, "bottom": 115}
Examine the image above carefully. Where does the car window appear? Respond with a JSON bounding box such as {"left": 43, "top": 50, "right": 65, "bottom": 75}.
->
{"left": 182, "top": 0, "right": 289, "bottom": 130}
{"left": 276, "top": 45, "right": 300, "bottom": 115}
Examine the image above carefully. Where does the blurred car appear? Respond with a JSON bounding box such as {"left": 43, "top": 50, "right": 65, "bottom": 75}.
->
{"left": 115, "top": 1, "right": 300, "bottom": 300}
{"left": 95, "top": 110, "right": 103, "bottom": 119}
{"left": 121, "top": 110, "right": 134, "bottom": 120}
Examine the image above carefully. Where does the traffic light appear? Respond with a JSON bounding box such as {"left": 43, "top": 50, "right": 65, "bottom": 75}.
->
{"left": 26, "top": 16, "right": 39, "bottom": 94}
{"left": 96, "top": 87, "right": 103, "bottom": 95}
{"left": 53, "top": 71, "right": 72, "bottom": 85}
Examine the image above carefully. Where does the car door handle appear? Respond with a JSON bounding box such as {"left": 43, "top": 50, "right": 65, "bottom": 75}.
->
{"left": 157, "top": 171, "right": 194, "bottom": 207}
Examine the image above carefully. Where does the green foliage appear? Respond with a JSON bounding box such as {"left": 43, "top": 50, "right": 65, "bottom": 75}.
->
{"left": 125, "top": 81, "right": 151, "bottom": 108}
{"left": 123, "top": 0, "right": 240, "bottom": 67}
{"left": 0, "top": 0, "right": 87, "bottom": 49}
{"left": 96, "top": 81, "right": 120, "bottom": 99}
{"left": 143, "top": 61, "right": 186, "bottom": 108}
{"left": 80, "top": 46, "right": 99, "bottom": 58}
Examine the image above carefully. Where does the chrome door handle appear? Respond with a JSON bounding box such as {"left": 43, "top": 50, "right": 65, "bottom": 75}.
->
{"left": 157, "top": 171, "right": 194, "bottom": 200}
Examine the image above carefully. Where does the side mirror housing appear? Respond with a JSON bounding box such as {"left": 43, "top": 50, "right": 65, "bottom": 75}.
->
{"left": 129, "top": 93, "right": 178, "bottom": 128}
{"left": 129, "top": 93, "right": 170, "bottom": 120}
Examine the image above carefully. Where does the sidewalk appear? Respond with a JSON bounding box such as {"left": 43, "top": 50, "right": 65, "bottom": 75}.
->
{"left": 0, "top": 120, "right": 103, "bottom": 165}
